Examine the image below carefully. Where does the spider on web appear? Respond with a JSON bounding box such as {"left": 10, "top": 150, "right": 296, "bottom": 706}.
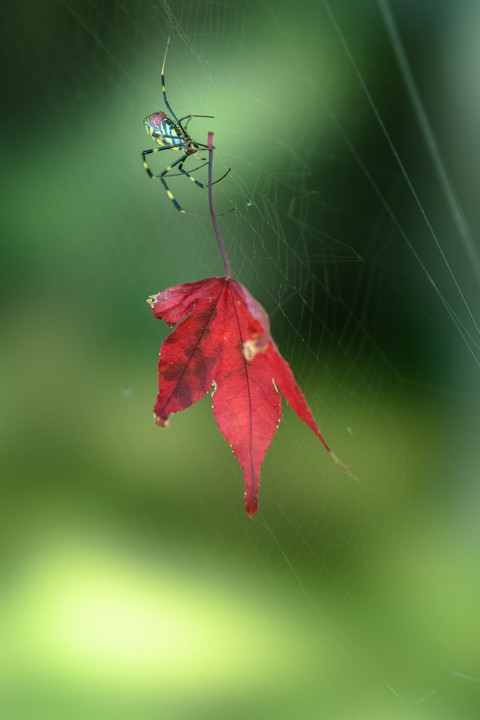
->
{"left": 142, "top": 37, "right": 230, "bottom": 214}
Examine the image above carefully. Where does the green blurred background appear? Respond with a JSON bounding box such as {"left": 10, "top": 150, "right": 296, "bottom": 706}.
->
{"left": 1, "top": 1, "right": 480, "bottom": 718}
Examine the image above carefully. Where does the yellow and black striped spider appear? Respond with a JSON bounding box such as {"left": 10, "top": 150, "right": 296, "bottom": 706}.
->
{"left": 142, "top": 38, "right": 230, "bottom": 214}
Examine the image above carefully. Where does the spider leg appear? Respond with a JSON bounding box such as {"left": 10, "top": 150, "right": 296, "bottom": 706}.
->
{"left": 144, "top": 151, "right": 233, "bottom": 216}
{"left": 160, "top": 174, "right": 234, "bottom": 217}
{"left": 156, "top": 157, "right": 230, "bottom": 189}
{"left": 211, "top": 167, "right": 231, "bottom": 186}
{"left": 142, "top": 143, "right": 231, "bottom": 213}
{"left": 142, "top": 146, "right": 183, "bottom": 179}
{"left": 178, "top": 114, "right": 214, "bottom": 132}
{"left": 142, "top": 147, "right": 230, "bottom": 188}
{"left": 160, "top": 36, "right": 193, "bottom": 133}
{"left": 166, "top": 160, "right": 209, "bottom": 178}
{"left": 178, "top": 114, "right": 214, "bottom": 123}
{"left": 159, "top": 155, "right": 190, "bottom": 213}
{"left": 142, "top": 151, "right": 191, "bottom": 213}
{"left": 177, "top": 160, "right": 231, "bottom": 189}
{"left": 159, "top": 176, "right": 186, "bottom": 213}
{"left": 160, "top": 37, "right": 178, "bottom": 123}
{"left": 159, "top": 161, "right": 232, "bottom": 216}
{"left": 160, "top": 41, "right": 215, "bottom": 129}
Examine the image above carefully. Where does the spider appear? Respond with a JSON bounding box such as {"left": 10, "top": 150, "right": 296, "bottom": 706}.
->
{"left": 142, "top": 38, "right": 230, "bottom": 214}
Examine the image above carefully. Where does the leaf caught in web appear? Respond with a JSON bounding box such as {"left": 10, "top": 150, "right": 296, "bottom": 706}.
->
{"left": 148, "top": 275, "right": 353, "bottom": 517}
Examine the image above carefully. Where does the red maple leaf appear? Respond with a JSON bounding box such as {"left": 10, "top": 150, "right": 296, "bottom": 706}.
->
{"left": 148, "top": 275, "right": 352, "bottom": 517}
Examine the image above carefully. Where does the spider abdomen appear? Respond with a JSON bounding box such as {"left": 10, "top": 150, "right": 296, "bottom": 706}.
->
{"left": 144, "top": 112, "right": 184, "bottom": 149}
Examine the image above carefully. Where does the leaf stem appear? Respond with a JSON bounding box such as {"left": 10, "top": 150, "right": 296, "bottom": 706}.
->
{"left": 208, "top": 132, "right": 231, "bottom": 278}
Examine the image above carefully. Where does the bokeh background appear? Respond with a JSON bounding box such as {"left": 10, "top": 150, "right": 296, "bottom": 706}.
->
{"left": 2, "top": 1, "right": 480, "bottom": 718}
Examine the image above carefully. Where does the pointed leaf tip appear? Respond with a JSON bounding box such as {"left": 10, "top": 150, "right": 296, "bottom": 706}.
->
{"left": 245, "top": 492, "right": 259, "bottom": 518}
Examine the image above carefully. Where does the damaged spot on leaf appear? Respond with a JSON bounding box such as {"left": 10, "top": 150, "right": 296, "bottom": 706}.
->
{"left": 154, "top": 414, "right": 170, "bottom": 428}
{"left": 243, "top": 336, "right": 269, "bottom": 362}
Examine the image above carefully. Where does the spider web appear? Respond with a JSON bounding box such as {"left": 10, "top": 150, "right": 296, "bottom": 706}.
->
{"left": 2, "top": 0, "right": 480, "bottom": 717}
